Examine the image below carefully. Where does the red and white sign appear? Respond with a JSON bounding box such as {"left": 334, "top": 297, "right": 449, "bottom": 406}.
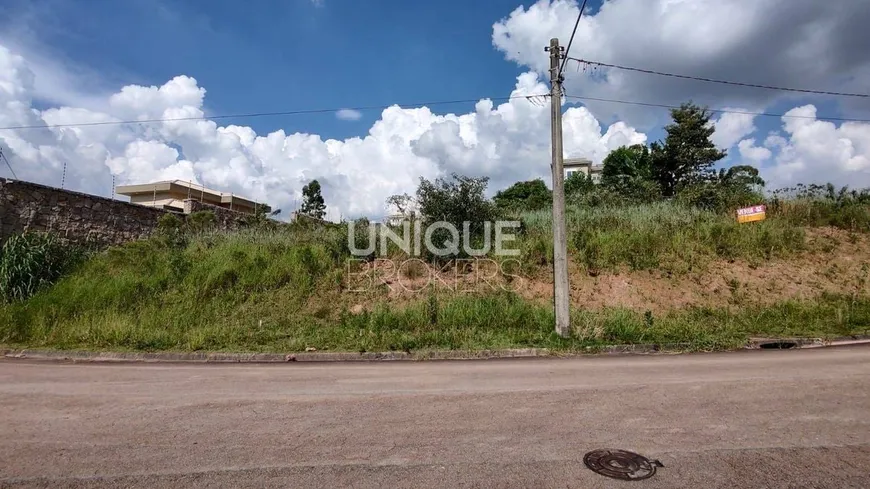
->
{"left": 737, "top": 204, "right": 766, "bottom": 223}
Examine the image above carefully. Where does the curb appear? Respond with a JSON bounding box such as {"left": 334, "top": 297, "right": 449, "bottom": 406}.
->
{"left": 2, "top": 336, "right": 869, "bottom": 364}
{"left": 745, "top": 335, "right": 870, "bottom": 350}
{"left": 0, "top": 349, "right": 410, "bottom": 363}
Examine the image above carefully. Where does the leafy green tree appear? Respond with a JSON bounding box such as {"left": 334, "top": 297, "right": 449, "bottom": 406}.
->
{"left": 601, "top": 144, "right": 653, "bottom": 187}
{"left": 300, "top": 180, "right": 326, "bottom": 220}
{"left": 565, "top": 171, "right": 595, "bottom": 197}
{"left": 651, "top": 103, "right": 726, "bottom": 197}
{"left": 494, "top": 179, "right": 552, "bottom": 211}
{"left": 407, "top": 173, "right": 496, "bottom": 258}
{"left": 715, "top": 165, "right": 765, "bottom": 189}
{"left": 245, "top": 204, "right": 281, "bottom": 228}
{"left": 678, "top": 165, "right": 765, "bottom": 211}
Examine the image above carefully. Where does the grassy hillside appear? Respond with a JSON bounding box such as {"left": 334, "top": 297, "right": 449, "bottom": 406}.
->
{"left": 1, "top": 200, "right": 869, "bottom": 353}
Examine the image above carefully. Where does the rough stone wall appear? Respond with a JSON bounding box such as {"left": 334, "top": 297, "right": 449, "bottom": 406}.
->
{"left": 0, "top": 178, "right": 169, "bottom": 246}
{"left": 0, "top": 179, "right": 261, "bottom": 247}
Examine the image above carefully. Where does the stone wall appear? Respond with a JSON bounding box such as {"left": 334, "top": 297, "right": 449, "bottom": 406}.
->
{"left": 0, "top": 178, "right": 169, "bottom": 246}
{"left": 0, "top": 178, "right": 262, "bottom": 247}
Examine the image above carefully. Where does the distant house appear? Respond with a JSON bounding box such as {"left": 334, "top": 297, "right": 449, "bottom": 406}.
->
{"left": 383, "top": 213, "right": 412, "bottom": 227}
{"left": 115, "top": 180, "right": 270, "bottom": 215}
{"left": 564, "top": 158, "right": 603, "bottom": 184}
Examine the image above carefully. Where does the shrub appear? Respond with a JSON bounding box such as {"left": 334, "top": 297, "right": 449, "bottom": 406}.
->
{"left": 157, "top": 213, "right": 183, "bottom": 232}
{"left": 187, "top": 210, "right": 217, "bottom": 233}
{"left": 494, "top": 179, "right": 551, "bottom": 211}
{"left": 155, "top": 212, "right": 187, "bottom": 249}
{"left": 677, "top": 181, "right": 763, "bottom": 213}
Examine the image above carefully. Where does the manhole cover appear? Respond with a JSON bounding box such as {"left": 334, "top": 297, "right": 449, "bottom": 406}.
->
{"left": 583, "top": 449, "right": 662, "bottom": 481}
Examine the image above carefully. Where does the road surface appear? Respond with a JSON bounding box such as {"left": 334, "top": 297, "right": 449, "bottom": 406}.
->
{"left": 1, "top": 347, "right": 869, "bottom": 488}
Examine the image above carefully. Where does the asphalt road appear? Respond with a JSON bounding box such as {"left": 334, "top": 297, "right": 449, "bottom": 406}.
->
{"left": 1, "top": 347, "right": 869, "bottom": 488}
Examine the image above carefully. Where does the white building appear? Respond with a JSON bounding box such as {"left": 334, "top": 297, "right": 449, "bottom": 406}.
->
{"left": 564, "top": 158, "right": 603, "bottom": 184}
{"left": 115, "top": 180, "right": 270, "bottom": 215}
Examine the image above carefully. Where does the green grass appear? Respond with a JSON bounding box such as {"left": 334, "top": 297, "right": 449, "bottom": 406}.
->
{"left": 2, "top": 273, "right": 868, "bottom": 353}
{"left": 2, "top": 289, "right": 868, "bottom": 353}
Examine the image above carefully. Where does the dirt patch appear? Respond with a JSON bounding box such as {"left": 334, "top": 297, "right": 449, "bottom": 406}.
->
{"left": 528, "top": 227, "right": 870, "bottom": 312}
{"left": 343, "top": 227, "right": 870, "bottom": 313}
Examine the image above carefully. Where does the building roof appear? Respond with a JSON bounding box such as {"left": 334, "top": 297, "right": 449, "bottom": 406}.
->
{"left": 564, "top": 158, "right": 603, "bottom": 172}
{"left": 115, "top": 180, "right": 270, "bottom": 212}
{"left": 564, "top": 157, "right": 592, "bottom": 169}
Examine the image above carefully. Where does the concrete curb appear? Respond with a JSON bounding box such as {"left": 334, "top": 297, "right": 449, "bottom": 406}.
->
{"left": 0, "top": 349, "right": 411, "bottom": 363}
{"left": 2, "top": 336, "right": 868, "bottom": 364}
{"left": 745, "top": 335, "right": 870, "bottom": 350}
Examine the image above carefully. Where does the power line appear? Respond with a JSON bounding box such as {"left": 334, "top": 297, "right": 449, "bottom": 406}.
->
{"left": 558, "top": 0, "right": 589, "bottom": 77}
{"left": 0, "top": 94, "right": 549, "bottom": 131}
{"left": 564, "top": 94, "right": 870, "bottom": 123}
{"left": 567, "top": 57, "right": 869, "bottom": 98}
{"left": 2, "top": 91, "right": 866, "bottom": 133}
{"left": 0, "top": 148, "right": 19, "bottom": 179}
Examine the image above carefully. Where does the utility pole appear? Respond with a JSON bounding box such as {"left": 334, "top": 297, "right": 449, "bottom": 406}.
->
{"left": 547, "top": 38, "right": 571, "bottom": 338}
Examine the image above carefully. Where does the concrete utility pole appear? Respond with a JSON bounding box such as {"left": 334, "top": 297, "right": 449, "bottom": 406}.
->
{"left": 547, "top": 38, "right": 571, "bottom": 338}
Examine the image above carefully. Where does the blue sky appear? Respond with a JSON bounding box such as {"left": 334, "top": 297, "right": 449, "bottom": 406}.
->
{"left": 2, "top": 0, "right": 854, "bottom": 150}
{"left": 2, "top": 0, "right": 563, "bottom": 140}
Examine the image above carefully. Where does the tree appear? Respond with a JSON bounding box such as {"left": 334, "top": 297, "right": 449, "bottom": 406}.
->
{"left": 300, "top": 180, "right": 326, "bottom": 220}
{"left": 715, "top": 165, "right": 765, "bottom": 189}
{"left": 678, "top": 165, "right": 765, "bottom": 211}
{"left": 601, "top": 144, "right": 652, "bottom": 187}
{"left": 415, "top": 173, "right": 494, "bottom": 227}
{"left": 245, "top": 204, "right": 281, "bottom": 228}
{"left": 564, "top": 171, "right": 595, "bottom": 197}
{"left": 405, "top": 173, "right": 496, "bottom": 258}
{"left": 386, "top": 193, "right": 414, "bottom": 216}
{"left": 651, "top": 103, "right": 726, "bottom": 197}
{"left": 494, "top": 179, "right": 552, "bottom": 211}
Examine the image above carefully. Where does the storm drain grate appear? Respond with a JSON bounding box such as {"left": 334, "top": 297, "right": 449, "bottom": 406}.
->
{"left": 583, "top": 449, "right": 662, "bottom": 481}
{"left": 759, "top": 341, "right": 798, "bottom": 349}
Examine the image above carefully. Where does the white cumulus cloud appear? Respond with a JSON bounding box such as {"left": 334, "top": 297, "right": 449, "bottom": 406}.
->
{"left": 711, "top": 111, "right": 757, "bottom": 150}
{"left": 737, "top": 138, "right": 772, "bottom": 164}
{"left": 335, "top": 109, "right": 363, "bottom": 121}
{"left": 763, "top": 106, "right": 870, "bottom": 189}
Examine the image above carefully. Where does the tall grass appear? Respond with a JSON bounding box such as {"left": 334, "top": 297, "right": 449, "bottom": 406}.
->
{"left": 521, "top": 202, "right": 805, "bottom": 273}
{"left": 0, "top": 225, "right": 349, "bottom": 345}
{"left": 0, "top": 233, "right": 86, "bottom": 302}
{"left": 768, "top": 184, "right": 870, "bottom": 231}
{"left": 2, "top": 285, "right": 867, "bottom": 352}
